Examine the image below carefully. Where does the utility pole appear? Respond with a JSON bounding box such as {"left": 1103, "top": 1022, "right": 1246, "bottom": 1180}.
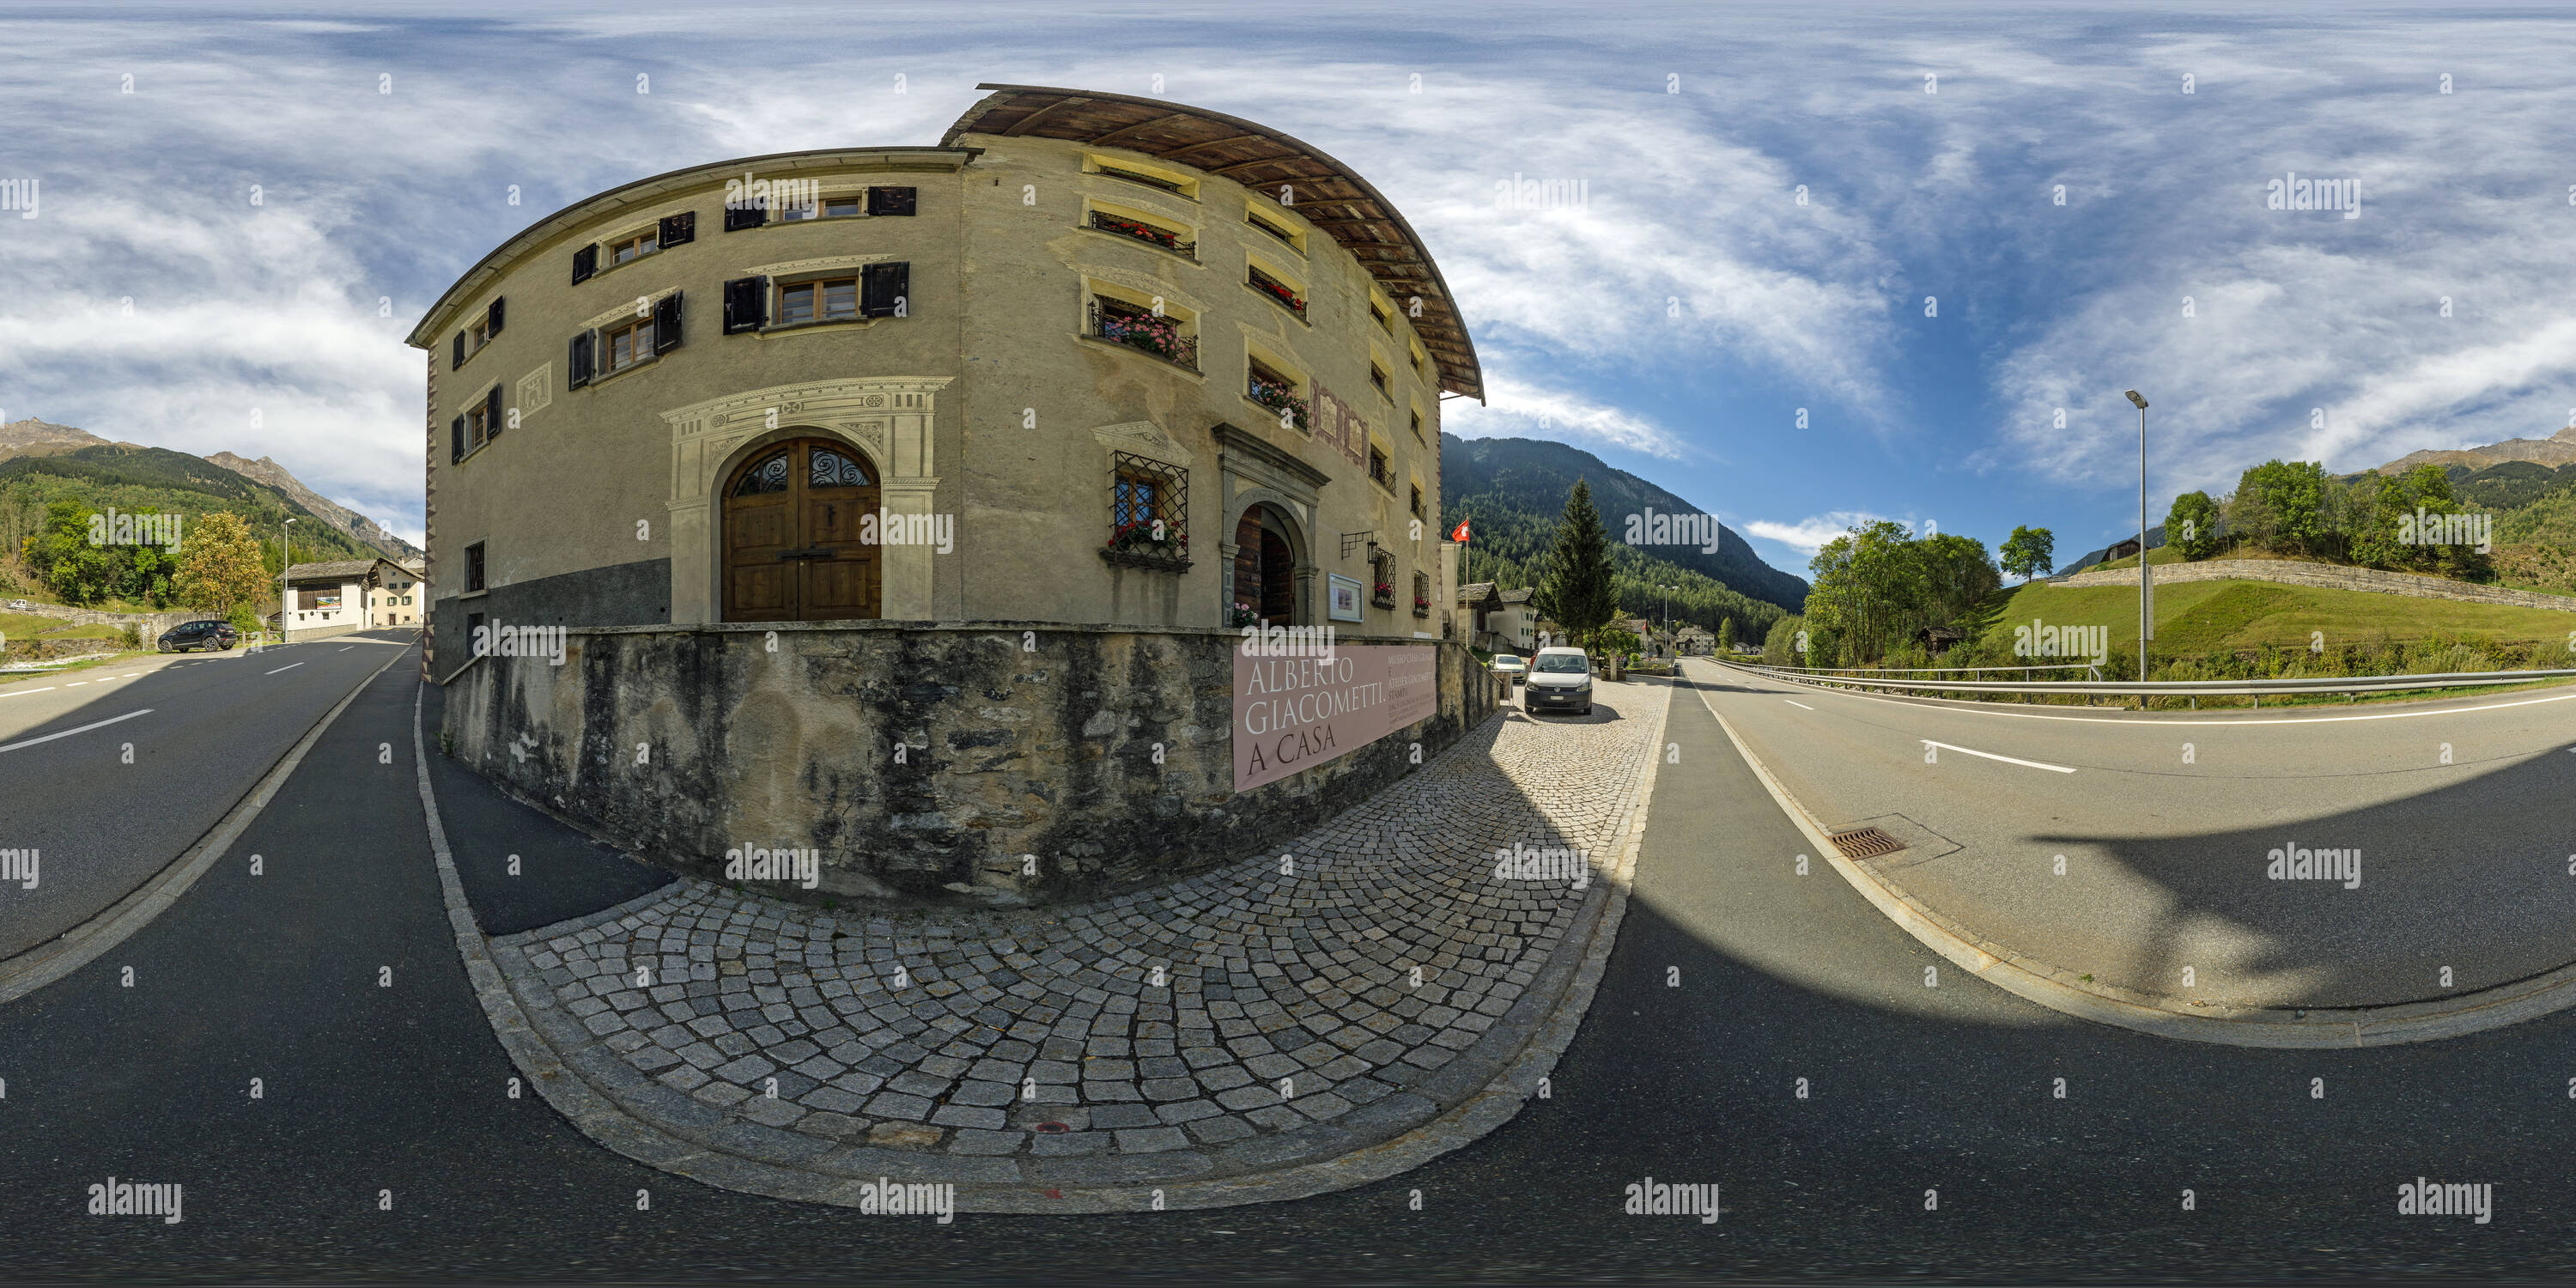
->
{"left": 280, "top": 516, "right": 297, "bottom": 647}
{"left": 2124, "top": 390, "right": 2151, "bottom": 683}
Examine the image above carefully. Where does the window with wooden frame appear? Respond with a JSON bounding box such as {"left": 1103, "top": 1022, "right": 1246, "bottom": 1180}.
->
{"left": 1409, "top": 407, "right": 1425, "bottom": 442}
{"left": 1370, "top": 361, "right": 1391, "bottom": 398}
{"left": 465, "top": 542, "right": 486, "bottom": 593}
{"left": 465, "top": 399, "right": 491, "bottom": 452}
{"left": 603, "top": 316, "right": 655, "bottom": 372}
{"left": 609, "top": 228, "right": 659, "bottom": 265}
{"left": 779, "top": 193, "right": 864, "bottom": 222}
{"left": 1370, "top": 298, "right": 1394, "bottom": 333}
{"left": 779, "top": 276, "right": 859, "bottom": 325}
{"left": 1368, "top": 443, "right": 1392, "bottom": 490}
{"left": 1413, "top": 569, "right": 1432, "bottom": 617}
{"left": 1409, "top": 483, "right": 1425, "bottom": 520}
{"left": 1370, "top": 548, "right": 1397, "bottom": 608}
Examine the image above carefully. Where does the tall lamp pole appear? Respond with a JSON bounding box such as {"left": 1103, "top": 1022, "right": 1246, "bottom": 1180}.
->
{"left": 2123, "top": 390, "right": 2150, "bottom": 683}
{"left": 280, "top": 517, "right": 297, "bottom": 647}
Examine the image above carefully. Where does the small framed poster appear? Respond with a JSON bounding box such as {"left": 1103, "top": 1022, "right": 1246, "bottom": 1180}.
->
{"left": 1327, "top": 574, "right": 1364, "bottom": 623}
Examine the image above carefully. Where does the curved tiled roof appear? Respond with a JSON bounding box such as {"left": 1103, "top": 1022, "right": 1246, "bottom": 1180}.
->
{"left": 945, "top": 84, "right": 1484, "bottom": 402}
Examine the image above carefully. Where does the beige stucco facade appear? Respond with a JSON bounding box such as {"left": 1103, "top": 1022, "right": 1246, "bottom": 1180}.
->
{"left": 409, "top": 93, "right": 1478, "bottom": 665}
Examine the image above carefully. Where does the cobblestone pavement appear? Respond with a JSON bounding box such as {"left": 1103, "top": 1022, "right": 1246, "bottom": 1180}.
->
{"left": 481, "top": 680, "right": 1672, "bottom": 1201}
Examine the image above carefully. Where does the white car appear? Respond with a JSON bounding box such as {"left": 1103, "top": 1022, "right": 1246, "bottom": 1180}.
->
{"left": 1524, "top": 646, "right": 1595, "bottom": 716}
{"left": 5, "top": 599, "right": 27, "bottom": 611}
{"left": 1490, "top": 654, "right": 1528, "bottom": 685}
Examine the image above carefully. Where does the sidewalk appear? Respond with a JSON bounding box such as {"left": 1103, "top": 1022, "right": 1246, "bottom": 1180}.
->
{"left": 427, "top": 676, "right": 1674, "bottom": 1210}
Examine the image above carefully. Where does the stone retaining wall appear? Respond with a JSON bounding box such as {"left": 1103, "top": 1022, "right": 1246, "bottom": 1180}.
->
{"left": 1, "top": 637, "right": 125, "bottom": 663}
{"left": 440, "top": 622, "right": 1504, "bottom": 906}
{"left": 2050, "top": 559, "right": 2576, "bottom": 612}
{"left": 4, "top": 602, "right": 198, "bottom": 637}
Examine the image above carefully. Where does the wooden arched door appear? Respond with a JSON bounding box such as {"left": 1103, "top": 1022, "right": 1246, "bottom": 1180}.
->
{"left": 723, "top": 437, "right": 883, "bottom": 622}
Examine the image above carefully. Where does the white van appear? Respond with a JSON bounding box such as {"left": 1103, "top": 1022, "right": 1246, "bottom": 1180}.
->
{"left": 1524, "top": 646, "right": 1594, "bottom": 716}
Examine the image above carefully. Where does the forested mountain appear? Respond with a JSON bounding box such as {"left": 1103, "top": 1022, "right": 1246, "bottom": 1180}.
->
{"left": 1440, "top": 434, "right": 1807, "bottom": 639}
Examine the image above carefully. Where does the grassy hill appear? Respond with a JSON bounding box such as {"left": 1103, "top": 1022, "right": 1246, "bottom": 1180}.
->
{"left": 1440, "top": 433, "right": 1807, "bottom": 640}
{"left": 1981, "top": 577, "right": 2573, "bottom": 662}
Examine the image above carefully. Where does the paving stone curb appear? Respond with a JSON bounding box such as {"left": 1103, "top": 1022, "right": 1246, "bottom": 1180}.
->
{"left": 1692, "top": 659, "right": 2576, "bottom": 1048}
{"left": 422, "top": 677, "right": 1674, "bottom": 1211}
{"left": 0, "top": 641, "right": 415, "bottom": 1005}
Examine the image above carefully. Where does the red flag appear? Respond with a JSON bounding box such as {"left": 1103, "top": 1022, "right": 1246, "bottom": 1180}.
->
{"left": 1449, "top": 519, "right": 1470, "bottom": 543}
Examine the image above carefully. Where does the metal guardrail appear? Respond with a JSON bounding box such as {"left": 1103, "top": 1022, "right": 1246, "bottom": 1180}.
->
{"left": 1718, "top": 658, "right": 2576, "bottom": 700}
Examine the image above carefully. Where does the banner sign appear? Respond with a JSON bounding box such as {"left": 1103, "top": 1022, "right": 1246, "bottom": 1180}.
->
{"left": 1233, "top": 644, "right": 1437, "bottom": 793}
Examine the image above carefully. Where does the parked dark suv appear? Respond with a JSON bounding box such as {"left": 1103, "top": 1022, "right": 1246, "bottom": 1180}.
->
{"left": 157, "top": 620, "right": 239, "bottom": 653}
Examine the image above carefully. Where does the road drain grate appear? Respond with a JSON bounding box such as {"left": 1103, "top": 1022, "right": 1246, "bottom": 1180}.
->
{"left": 1829, "top": 827, "right": 1906, "bottom": 860}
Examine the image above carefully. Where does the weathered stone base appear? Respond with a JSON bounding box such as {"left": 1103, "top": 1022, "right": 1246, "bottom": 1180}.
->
{"left": 440, "top": 622, "right": 1502, "bottom": 906}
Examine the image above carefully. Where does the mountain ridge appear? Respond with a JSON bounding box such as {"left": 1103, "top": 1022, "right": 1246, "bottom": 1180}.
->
{"left": 0, "top": 417, "right": 419, "bottom": 562}
{"left": 1439, "top": 433, "right": 1807, "bottom": 636}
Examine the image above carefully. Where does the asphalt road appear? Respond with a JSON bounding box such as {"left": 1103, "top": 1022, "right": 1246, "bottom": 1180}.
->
{"left": 6, "top": 657, "right": 2576, "bottom": 1281}
{"left": 0, "top": 632, "right": 419, "bottom": 958}
{"left": 1691, "top": 657, "right": 2576, "bottom": 1009}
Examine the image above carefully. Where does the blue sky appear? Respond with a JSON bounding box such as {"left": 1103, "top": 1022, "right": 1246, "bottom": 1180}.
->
{"left": 3, "top": 2, "right": 2573, "bottom": 583}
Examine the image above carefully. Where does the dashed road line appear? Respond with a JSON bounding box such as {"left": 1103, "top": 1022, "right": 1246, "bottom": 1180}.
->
{"left": 0, "top": 708, "right": 153, "bottom": 756}
{"left": 1920, "top": 738, "right": 2076, "bottom": 774}
{"left": 1784, "top": 700, "right": 1814, "bottom": 710}
{"left": 267, "top": 662, "right": 303, "bottom": 675}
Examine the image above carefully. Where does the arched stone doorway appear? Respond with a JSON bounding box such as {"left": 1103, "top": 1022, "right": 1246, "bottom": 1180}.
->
{"left": 722, "top": 436, "right": 883, "bottom": 622}
{"left": 1232, "top": 502, "right": 1300, "bottom": 627}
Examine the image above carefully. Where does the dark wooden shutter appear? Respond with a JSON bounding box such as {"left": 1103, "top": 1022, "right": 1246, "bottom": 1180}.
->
{"left": 722, "top": 276, "right": 769, "bottom": 334}
{"left": 571, "top": 243, "right": 598, "bottom": 283}
{"left": 653, "top": 292, "right": 683, "bottom": 353}
{"left": 724, "top": 204, "right": 766, "bottom": 232}
{"left": 868, "top": 186, "right": 917, "bottom": 216}
{"left": 485, "top": 386, "right": 505, "bottom": 441}
{"left": 659, "top": 210, "right": 696, "bottom": 246}
{"left": 451, "top": 415, "right": 465, "bottom": 463}
{"left": 862, "top": 262, "right": 909, "bottom": 318}
{"left": 568, "top": 331, "right": 594, "bottom": 388}
{"left": 453, "top": 331, "right": 466, "bottom": 368}
{"left": 486, "top": 297, "right": 506, "bottom": 337}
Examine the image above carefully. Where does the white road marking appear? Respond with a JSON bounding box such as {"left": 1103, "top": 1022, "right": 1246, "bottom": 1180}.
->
{"left": 267, "top": 662, "right": 303, "bottom": 675}
{"left": 1920, "top": 738, "right": 2077, "bottom": 774}
{"left": 1784, "top": 700, "right": 1814, "bottom": 710}
{"left": 67, "top": 681, "right": 86, "bottom": 686}
{"left": 0, "top": 687, "right": 58, "bottom": 697}
{"left": 339, "top": 647, "right": 353, "bottom": 652}
{"left": 0, "top": 708, "right": 153, "bottom": 756}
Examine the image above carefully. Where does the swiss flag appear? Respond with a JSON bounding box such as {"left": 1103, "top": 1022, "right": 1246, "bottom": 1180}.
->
{"left": 1449, "top": 519, "right": 1470, "bottom": 543}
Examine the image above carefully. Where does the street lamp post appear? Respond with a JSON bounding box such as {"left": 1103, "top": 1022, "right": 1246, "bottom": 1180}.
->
{"left": 280, "top": 517, "right": 297, "bottom": 647}
{"left": 2123, "top": 390, "right": 2151, "bottom": 683}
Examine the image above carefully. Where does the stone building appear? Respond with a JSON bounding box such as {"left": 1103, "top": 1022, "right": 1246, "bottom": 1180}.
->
{"left": 283, "top": 557, "right": 409, "bottom": 642}
{"left": 407, "top": 86, "right": 1499, "bottom": 903}
{"left": 410, "top": 83, "right": 1479, "bottom": 658}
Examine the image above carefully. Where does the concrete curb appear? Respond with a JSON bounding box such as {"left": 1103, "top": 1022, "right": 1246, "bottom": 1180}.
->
{"left": 421, "top": 674, "right": 1674, "bottom": 1211}
{"left": 0, "top": 641, "right": 416, "bottom": 1006}
{"left": 1684, "top": 660, "right": 2576, "bottom": 1048}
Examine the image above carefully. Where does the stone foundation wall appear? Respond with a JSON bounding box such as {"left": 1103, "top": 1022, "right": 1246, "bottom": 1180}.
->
{"left": 2, "top": 637, "right": 125, "bottom": 664}
{"left": 5, "top": 602, "right": 195, "bottom": 636}
{"left": 440, "top": 622, "right": 1503, "bottom": 906}
{"left": 2050, "top": 559, "right": 2576, "bottom": 612}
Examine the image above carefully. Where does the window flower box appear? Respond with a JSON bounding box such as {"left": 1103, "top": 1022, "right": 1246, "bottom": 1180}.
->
{"left": 1089, "top": 210, "right": 1194, "bottom": 258}
{"left": 1247, "top": 266, "right": 1306, "bottom": 319}
{"left": 1091, "top": 301, "right": 1198, "bottom": 369}
{"left": 1247, "top": 375, "right": 1309, "bottom": 432}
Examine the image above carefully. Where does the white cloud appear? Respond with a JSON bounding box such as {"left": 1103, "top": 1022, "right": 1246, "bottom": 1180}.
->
{"left": 1442, "top": 373, "right": 1684, "bottom": 458}
{"left": 1746, "top": 511, "right": 1891, "bottom": 557}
